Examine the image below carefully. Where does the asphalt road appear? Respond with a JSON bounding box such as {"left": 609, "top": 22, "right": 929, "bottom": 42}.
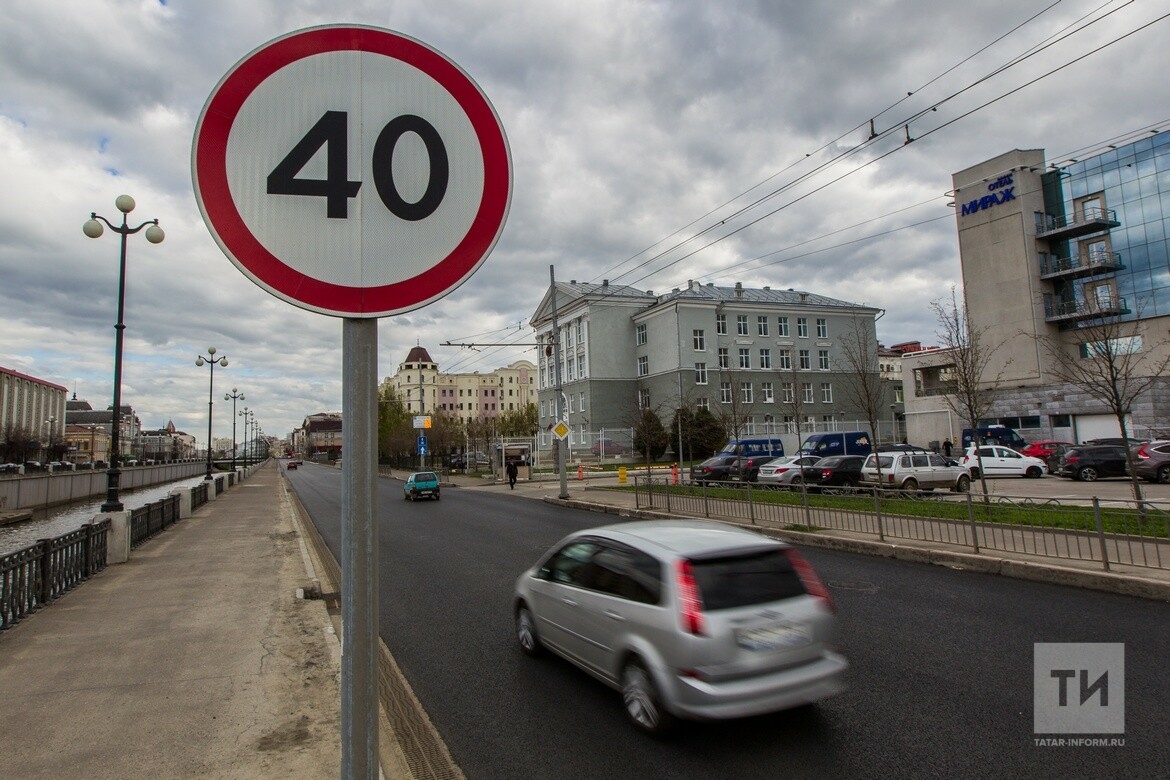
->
{"left": 287, "top": 463, "right": 1170, "bottom": 780}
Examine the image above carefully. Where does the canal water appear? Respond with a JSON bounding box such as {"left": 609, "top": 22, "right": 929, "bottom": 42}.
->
{"left": 0, "top": 476, "right": 210, "bottom": 556}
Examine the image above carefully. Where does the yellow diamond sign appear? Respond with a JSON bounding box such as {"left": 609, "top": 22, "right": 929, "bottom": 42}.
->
{"left": 553, "top": 421, "right": 570, "bottom": 439}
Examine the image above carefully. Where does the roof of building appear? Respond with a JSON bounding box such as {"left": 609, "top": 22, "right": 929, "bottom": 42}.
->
{"left": 651, "top": 281, "right": 878, "bottom": 311}
{"left": 403, "top": 346, "right": 434, "bottom": 365}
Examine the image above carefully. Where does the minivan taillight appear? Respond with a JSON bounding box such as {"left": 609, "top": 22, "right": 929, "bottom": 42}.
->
{"left": 675, "top": 560, "right": 706, "bottom": 635}
{"left": 782, "top": 548, "right": 835, "bottom": 612}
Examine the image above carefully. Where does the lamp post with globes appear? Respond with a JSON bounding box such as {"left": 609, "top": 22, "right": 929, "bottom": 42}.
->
{"left": 84, "top": 195, "right": 164, "bottom": 512}
{"left": 196, "top": 347, "right": 228, "bottom": 480}
{"left": 225, "top": 388, "right": 245, "bottom": 472}
{"left": 239, "top": 407, "right": 252, "bottom": 467}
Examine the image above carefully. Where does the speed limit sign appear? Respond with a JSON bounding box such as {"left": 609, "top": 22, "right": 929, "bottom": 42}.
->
{"left": 192, "top": 25, "right": 512, "bottom": 317}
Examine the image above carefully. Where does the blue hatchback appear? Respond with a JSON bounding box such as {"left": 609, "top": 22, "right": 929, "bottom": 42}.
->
{"left": 404, "top": 471, "right": 440, "bottom": 501}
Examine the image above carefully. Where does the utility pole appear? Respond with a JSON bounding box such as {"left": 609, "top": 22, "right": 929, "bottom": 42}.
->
{"left": 551, "top": 265, "right": 569, "bottom": 499}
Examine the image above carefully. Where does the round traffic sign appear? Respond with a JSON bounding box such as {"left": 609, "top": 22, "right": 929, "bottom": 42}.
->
{"left": 192, "top": 25, "right": 512, "bottom": 317}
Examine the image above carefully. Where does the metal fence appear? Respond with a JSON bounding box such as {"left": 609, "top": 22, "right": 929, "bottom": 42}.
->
{"left": 1, "top": 519, "right": 111, "bottom": 630}
{"left": 129, "top": 494, "right": 182, "bottom": 549}
{"left": 1, "top": 479, "right": 215, "bottom": 631}
{"left": 631, "top": 478, "right": 1170, "bottom": 571}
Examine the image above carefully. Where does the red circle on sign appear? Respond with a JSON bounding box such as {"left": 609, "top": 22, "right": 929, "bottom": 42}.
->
{"left": 192, "top": 26, "right": 511, "bottom": 317}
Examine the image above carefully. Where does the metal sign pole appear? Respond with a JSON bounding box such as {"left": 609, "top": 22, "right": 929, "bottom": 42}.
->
{"left": 341, "top": 317, "right": 379, "bottom": 779}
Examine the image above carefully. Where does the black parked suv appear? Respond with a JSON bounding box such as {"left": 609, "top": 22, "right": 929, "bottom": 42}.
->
{"left": 1057, "top": 445, "right": 1131, "bottom": 481}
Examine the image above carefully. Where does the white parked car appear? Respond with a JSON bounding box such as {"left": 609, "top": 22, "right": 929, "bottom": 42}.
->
{"left": 756, "top": 455, "right": 821, "bottom": 487}
{"left": 961, "top": 445, "right": 1047, "bottom": 478}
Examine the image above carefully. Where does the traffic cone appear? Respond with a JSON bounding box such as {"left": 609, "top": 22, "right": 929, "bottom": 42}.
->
{"left": 577, "top": 463, "right": 584, "bottom": 480}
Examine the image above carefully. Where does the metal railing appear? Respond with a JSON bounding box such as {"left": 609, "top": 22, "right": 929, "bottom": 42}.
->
{"left": 129, "top": 494, "right": 181, "bottom": 549}
{"left": 1, "top": 519, "right": 111, "bottom": 630}
{"left": 631, "top": 478, "right": 1170, "bottom": 571}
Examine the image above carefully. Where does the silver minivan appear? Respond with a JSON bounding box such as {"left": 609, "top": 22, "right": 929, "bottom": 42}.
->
{"left": 513, "top": 520, "right": 847, "bottom": 734}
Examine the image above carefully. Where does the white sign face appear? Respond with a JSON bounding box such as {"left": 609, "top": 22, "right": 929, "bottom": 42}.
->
{"left": 192, "top": 26, "right": 512, "bottom": 317}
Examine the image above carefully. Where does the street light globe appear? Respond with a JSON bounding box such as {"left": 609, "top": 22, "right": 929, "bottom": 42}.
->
{"left": 115, "top": 194, "right": 136, "bottom": 214}
{"left": 144, "top": 224, "right": 165, "bottom": 244}
{"left": 207, "top": 346, "right": 217, "bottom": 355}
{"left": 220, "top": 358, "right": 228, "bottom": 367}
{"left": 83, "top": 219, "right": 104, "bottom": 238}
{"left": 195, "top": 356, "right": 205, "bottom": 367}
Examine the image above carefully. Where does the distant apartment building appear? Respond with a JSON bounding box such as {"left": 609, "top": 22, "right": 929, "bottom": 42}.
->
{"left": 293, "top": 412, "right": 343, "bottom": 459}
{"left": 383, "top": 346, "right": 536, "bottom": 424}
{"left": 529, "top": 279, "right": 895, "bottom": 454}
{"left": 905, "top": 130, "right": 1170, "bottom": 445}
{"left": 1, "top": 366, "right": 68, "bottom": 462}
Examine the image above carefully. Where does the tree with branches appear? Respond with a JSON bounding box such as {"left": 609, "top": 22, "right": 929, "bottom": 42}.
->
{"left": 1033, "top": 301, "right": 1170, "bottom": 504}
{"left": 837, "top": 313, "right": 887, "bottom": 480}
{"left": 931, "top": 286, "right": 1011, "bottom": 497}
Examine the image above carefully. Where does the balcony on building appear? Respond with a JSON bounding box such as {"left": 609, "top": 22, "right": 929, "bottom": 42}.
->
{"left": 1043, "top": 295, "right": 1130, "bottom": 323}
{"left": 1035, "top": 207, "right": 1120, "bottom": 241}
{"left": 1038, "top": 250, "right": 1124, "bottom": 281}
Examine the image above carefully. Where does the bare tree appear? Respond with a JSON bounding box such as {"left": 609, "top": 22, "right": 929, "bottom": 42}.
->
{"left": 837, "top": 313, "right": 886, "bottom": 479}
{"left": 781, "top": 349, "right": 806, "bottom": 445}
{"left": 714, "top": 368, "right": 748, "bottom": 443}
{"left": 931, "top": 286, "right": 1011, "bottom": 497}
{"left": 1034, "top": 301, "right": 1170, "bottom": 504}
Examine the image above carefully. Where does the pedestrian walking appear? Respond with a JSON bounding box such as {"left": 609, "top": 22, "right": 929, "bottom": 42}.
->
{"left": 943, "top": 438, "right": 952, "bottom": 457}
{"left": 506, "top": 460, "right": 518, "bottom": 489}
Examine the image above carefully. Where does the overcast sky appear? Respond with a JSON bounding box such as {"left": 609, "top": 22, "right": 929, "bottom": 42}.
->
{"left": 2, "top": 1, "right": 1167, "bottom": 442}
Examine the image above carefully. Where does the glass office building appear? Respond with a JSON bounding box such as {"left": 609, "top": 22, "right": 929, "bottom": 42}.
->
{"left": 902, "top": 130, "right": 1170, "bottom": 446}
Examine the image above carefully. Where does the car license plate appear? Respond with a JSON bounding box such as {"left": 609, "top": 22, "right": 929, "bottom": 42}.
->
{"left": 736, "top": 622, "right": 810, "bottom": 651}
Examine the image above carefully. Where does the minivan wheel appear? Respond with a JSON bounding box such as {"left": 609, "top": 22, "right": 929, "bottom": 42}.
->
{"left": 621, "top": 660, "right": 675, "bottom": 736}
{"left": 515, "top": 604, "right": 543, "bottom": 657}
{"left": 1078, "top": 467, "right": 1099, "bottom": 482}
{"left": 902, "top": 478, "right": 919, "bottom": 492}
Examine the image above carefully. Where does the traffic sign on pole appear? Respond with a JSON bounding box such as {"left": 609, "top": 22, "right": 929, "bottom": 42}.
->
{"left": 192, "top": 25, "right": 512, "bottom": 317}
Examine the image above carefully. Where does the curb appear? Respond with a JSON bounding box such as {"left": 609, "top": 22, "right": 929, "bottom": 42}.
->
{"left": 544, "top": 496, "right": 1170, "bottom": 603}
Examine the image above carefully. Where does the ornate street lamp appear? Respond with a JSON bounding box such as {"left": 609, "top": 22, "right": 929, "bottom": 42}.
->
{"left": 239, "top": 407, "right": 252, "bottom": 468}
{"left": 84, "top": 194, "right": 164, "bottom": 512}
{"left": 196, "top": 347, "right": 228, "bottom": 480}
{"left": 225, "top": 388, "right": 245, "bottom": 471}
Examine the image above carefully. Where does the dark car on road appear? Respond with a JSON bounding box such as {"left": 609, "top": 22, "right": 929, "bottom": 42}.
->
{"left": 1057, "top": 445, "right": 1131, "bottom": 481}
{"left": 690, "top": 455, "right": 738, "bottom": 486}
{"left": 1134, "top": 440, "right": 1170, "bottom": 483}
{"left": 797, "top": 455, "right": 866, "bottom": 492}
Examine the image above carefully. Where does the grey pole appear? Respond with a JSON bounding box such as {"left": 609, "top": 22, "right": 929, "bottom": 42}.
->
{"left": 341, "top": 317, "right": 379, "bottom": 779}
{"left": 550, "top": 266, "right": 569, "bottom": 499}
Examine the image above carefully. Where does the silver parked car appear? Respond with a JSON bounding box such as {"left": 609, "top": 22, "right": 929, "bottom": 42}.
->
{"left": 860, "top": 450, "right": 971, "bottom": 492}
{"left": 513, "top": 520, "right": 847, "bottom": 735}
{"left": 756, "top": 455, "right": 821, "bottom": 487}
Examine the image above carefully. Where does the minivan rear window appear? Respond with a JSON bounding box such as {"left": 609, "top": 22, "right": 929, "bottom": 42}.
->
{"left": 690, "top": 549, "right": 807, "bottom": 610}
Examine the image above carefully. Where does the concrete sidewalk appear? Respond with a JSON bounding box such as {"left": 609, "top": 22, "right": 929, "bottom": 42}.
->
{"left": 0, "top": 462, "right": 344, "bottom": 779}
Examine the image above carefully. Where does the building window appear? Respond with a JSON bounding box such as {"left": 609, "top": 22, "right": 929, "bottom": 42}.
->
{"left": 577, "top": 319, "right": 585, "bottom": 342}
{"left": 740, "top": 383, "right": 753, "bottom": 404}
{"left": 567, "top": 360, "right": 575, "bottom": 381}
{"left": 797, "top": 317, "right": 808, "bottom": 338}
{"left": 821, "top": 383, "right": 833, "bottom": 403}
{"left": 817, "top": 318, "right": 828, "bottom": 338}
{"left": 720, "top": 382, "right": 732, "bottom": 404}
{"left": 716, "top": 313, "right": 727, "bottom": 335}
{"left": 778, "top": 316, "right": 789, "bottom": 337}
{"left": 763, "top": 413, "right": 775, "bottom": 432}
{"left": 802, "top": 382, "right": 814, "bottom": 403}
{"left": 638, "top": 388, "right": 650, "bottom": 409}
{"left": 781, "top": 382, "right": 794, "bottom": 403}
{"left": 761, "top": 381, "right": 774, "bottom": 403}
{"left": 693, "top": 329, "right": 705, "bottom": 350}
{"left": 637, "top": 355, "right": 648, "bottom": 376}
{"left": 635, "top": 323, "right": 647, "bottom": 346}
{"left": 695, "top": 363, "right": 708, "bottom": 385}
{"left": 718, "top": 348, "right": 729, "bottom": 369}
{"left": 738, "top": 348, "right": 751, "bottom": 369}
{"left": 778, "top": 349, "right": 791, "bottom": 370}
{"left": 736, "top": 315, "right": 748, "bottom": 336}
{"left": 759, "top": 349, "right": 771, "bottom": 369}
{"left": 799, "top": 349, "right": 811, "bottom": 370}
{"left": 577, "top": 355, "right": 586, "bottom": 378}
{"left": 568, "top": 394, "right": 575, "bottom": 413}
{"left": 697, "top": 397, "right": 709, "bottom": 411}
{"left": 818, "top": 349, "right": 830, "bottom": 370}
{"left": 757, "top": 316, "right": 769, "bottom": 336}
